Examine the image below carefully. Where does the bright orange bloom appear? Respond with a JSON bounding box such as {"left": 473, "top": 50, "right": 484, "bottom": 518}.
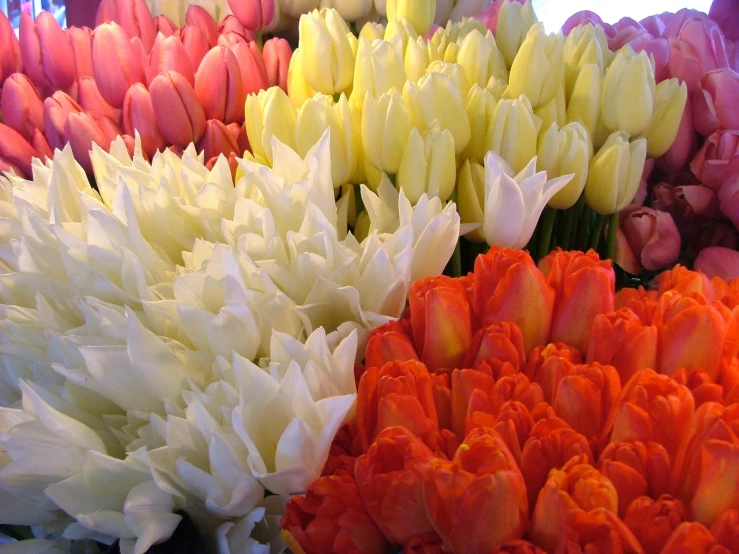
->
{"left": 710, "top": 509, "right": 739, "bottom": 552}
{"left": 672, "top": 369, "right": 725, "bottom": 407}
{"left": 431, "top": 372, "right": 452, "bottom": 431}
{"left": 489, "top": 540, "right": 546, "bottom": 554}
{"left": 605, "top": 369, "right": 695, "bottom": 462}
{"left": 451, "top": 367, "right": 495, "bottom": 439}
{"left": 552, "top": 362, "right": 622, "bottom": 443}
{"left": 539, "top": 249, "right": 616, "bottom": 355}
{"left": 423, "top": 428, "right": 460, "bottom": 460}
{"left": 530, "top": 457, "right": 619, "bottom": 552}
{"left": 280, "top": 475, "right": 391, "bottom": 554}
{"left": 323, "top": 421, "right": 362, "bottom": 478}
{"left": 409, "top": 276, "right": 474, "bottom": 372}
{"left": 354, "top": 427, "right": 435, "bottom": 545}
{"left": 659, "top": 522, "right": 731, "bottom": 554}
{"left": 690, "top": 439, "right": 739, "bottom": 527}
{"left": 520, "top": 417, "right": 594, "bottom": 509}
{"left": 623, "top": 495, "right": 688, "bottom": 554}
{"left": 365, "top": 319, "right": 419, "bottom": 370}
{"left": 466, "top": 400, "right": 534, "bottom": 463}
{"left": 526, "top": 343, "right": 582, "bottom": 404}
{"left": 657, "top": 265, "right": 715, "bottom": 302}
{"left": 553, "top": 508, "right": 644, "bottom": 554}
{"left": 422, "top": 430, "right": 529, "bottom": 554}
{"left": 463, "top": 322, "right": 527, "bottom": 370}
{"left": 616, "top": 286, "right": 660, "bottom": 324}
{"left": 586, "top": 309, "right": 659, "bottom": 385}
{"left": 493, "top": 373, "right": 545, "bottom": 413}
{"left": 721, "top": 357, "right": 739, "bottom": 404}
{"left": 357, "top": 360, "right": 439, "bottom": 449}
{"left": 597, "top": 441, "right": 672, "bottom": 517}
{"left": 473, "top": 247, "right": 555, "bottom": 354}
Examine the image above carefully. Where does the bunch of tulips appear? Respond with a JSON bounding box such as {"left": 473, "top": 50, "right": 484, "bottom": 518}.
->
{"left": 282, "top": 247, "right": 739, "bottom": 554}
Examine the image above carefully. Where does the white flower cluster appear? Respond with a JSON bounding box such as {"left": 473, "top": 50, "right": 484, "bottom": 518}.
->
{"left": 0, "top": 132, "right": 461, "bottom": 553}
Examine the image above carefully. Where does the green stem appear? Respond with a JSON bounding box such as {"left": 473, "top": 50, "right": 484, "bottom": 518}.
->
{"left": 446, "top": 240, "right": 462, "bottom": 278}
{"left": 538, "top": 207, "right": 557, "bottom": 261}
{"left": 332, "top": 93, "right": 342, "bottom": 103}
{"left": 564, "top": 195, "right": 585, "bottom": 251}
{"left": 577, "top": 206, "right": 592, "bottom": 251}
{"left": 589, "top": 214, "right": 606, "bottom": 252}
{"left": 349, "top": 21, "right": 359, "bottom": 36}
{"left": 256, "top": 31, "right": 263, "bottom": 49}
{"left": 606, "top": 211, "right": 619, "bottom": 262}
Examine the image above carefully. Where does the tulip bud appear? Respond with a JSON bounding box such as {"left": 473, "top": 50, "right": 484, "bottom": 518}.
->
{"left": 77, "top": 76, "right": 120, "bottom": 123}
{"left": 198, "top": 119, "right": 241, "bottom": 162}
{"left": 403, "top": 72, "right": 470, "bottom": 154}
{"left": 65, "top": 112, "right": 121, "bottom": 173}
{"left": 43, "top": 91, "right": 83, "bottom": 152}
{"left": 1, "top": 73, "right": 44, "bottom": 141}
{"left": 148, "top": 33, "right": 195, "bottom": 85}
{"left": 496, "top": 0, "right": 537, "bottom": 68}
{"left": 457, "top": 159, "right": 486, "bottom": 242}
{"left": 485, "top": 94, "right": 539, "bottom": 174}
{"left": 244, "top": 86, "right": 297, "bottom": 165}
{"left": 563, "top": 24, "right": 606, "bottom": 100}
{"left": 426, "top": 60, "right": 470, "bottom": 99}
{"left": 636, "top": 78, "right": 688, "bottom": 158}
{"left": 463, "top": 84, "right": 497, "bottom": 163}
{"left": 360, "top": 22, "right": 385, "bottom": 42}
{"left": 404, "top": 37, "right": 430, "bottom": 82}
{"left": 180, "top": 25, "right": 210, "bottom": 69}
{"left": 186, "top": 5, "right": 219, "bottom": 46}
{"left": 384, "top": 16, "right": 419, "bottom": 52}
{"left": 194, "top": 46, "right": 245, "bottom": 124}
{"left": 19, "top": 11, "right": 77, "bottom": 93}
{"left": 0, "top": 10, "right": 23, "bottom": 86}
{"left": 67, "top": 27, "right": 94, "bottom": 79}
{"left": 122, "top": 83, "right": 165, "bottom": 158}
{"left": 228, "top": 0, "right": 276, "bottom": 31}
{"left": 0, "top": 123, "right": 39, "bottom": 178}
{"left": 92, "top": 23, "right": 147, "bottom": 108}
{"left": 537, "top": 121, "right": 590, "bottom": 210}
{"left": 386, "top": 0, "right": 435, "bottom": 35}
{"left": 585, "top": 132, "right": 647, "bottom": 215}
{"left": 351, "top": 38, "right": 406, "bottom": 104}
{"left": 692, "top": 68, "right": 739, "bottom": 137}
{"left": 361, "top": 90, "right": 412, "bottom": 175}
{"left": 456, "top": 29, "right": 508, "bottom": 87}
{"left": 507, "top": 23, "right": 565, "bottom": 108}
{"left": 602, "top": 45, "right": 656, "bottom": 136}
{"left": 397, "top": 123, "right": 455, "bottom": 203}
{"left": 286, "top": 48, "right": 316, "bottom": 108}
{"left": 298, "top": 8, "right": 356, "bottom": 95}
{"left": 262, "top": 37, "right": 292, "bottom": 91}
{"left": 565, "top": 63, "right": 602, "bottom": 140}
{"left": 534, "top": 84, "right": 566, "bottom": 132}
{"left": 154, "top": 14, "right": 178, "bottom": 36}
{"left": 150, "top": 71, "right": 207, "bottom": 148}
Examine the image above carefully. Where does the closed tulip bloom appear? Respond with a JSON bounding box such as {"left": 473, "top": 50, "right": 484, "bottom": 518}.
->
{"left": 617, "top": 206, "right": 681, "bottom": 273}
{"left": 351, "top": 38, "right": 406, "bottom": 103}
{"left": 154, "top": 14, "right": 178, "bottom": 36}
{"left": 710, "top": 0, "right": 739, "bottom": 41}
{"left": 228, "top": 0, "right": 275, "bottom": 30}
{"left": 563, "top": 24, "right": 605, "bottom": 100}
{"left": 92, "top": 23, "right": 146, "bottom": 108}
{"left": 365, "top": 320, "right": 419, "bottom": 370}
{"left": 692, "top": 129, "right": 739, "bottom": 190}
{"left": 693, "top": 69, "right": 739, "bottom": 137}
{"left": 556, "top": 508, "right": 645, "bottom": 553}
{"left": 43, "top": 91, "right": 83, "bottom": 152}
{"left": 148, "top": 33, "right": 194, "bottom": 85}
{"left": 0, "top": 10, "right": 22, "bottom": 86}
{"left": 197, "top": 119, "right": 241, "bottom": 161}
{"left": 150, "top": 71, "right": 207, "bottom": 148}
{"left": 244, "top": 87, "right": 297, "bottom": 165}
{"left": 231, "top": 40, "right": 269, "bottom": 98}
{"left": 457, "top": 159, "right": 486, "bottom": 242}
{"left": 602, "top": 45, "right": 656, "bottom": 136}
{"left": 495, "top": 0, "right": 537, "bottom": 68}
{"left": 397, "top": 124, "right": 456, "bottom": 204}
{"left": 565, "top": 62, "right": 602, "bottom": 140}
{"left": 77, "top": 76, "right": 119, "bottom": 122}
{"left": 19, "top": 11, "right": 76, "bottom": 93}
{"left": 180, "top": 26, "right": 210, "bottom": 69}
{"left": 537, "top": 121, "right": 590, "bottom": 210}
{"left": 194, "top": 46, "right": 245, "bottom": 124}
{"left": 0, "top": 123, "right": 40, "bottom": 178}
{"left": 710, "top": 509, "right": 739, "bottom": 550}
{"left": 65, "top": 112, "right": 120, "bottom": 174}
{"left": 507, "top": 23, "right": 564, "bottom": 107}
{"left": 403, "top": 36, "right": 429, "bottom": 82}
{"left": 695, "top": 246, "right": 739, "bottom": 281}
{"left": 67, "top": 27, "right": 93, "bottom": 78}
{"left": 457, "top": 29, "right": 508, "bottom": 88}
{"left": 0, "top": 73, "right": 44, "bottom": 141}
{"left": 386, "top": 0, "right": 435, "bottom": 35}
{"left": 678, "top": 16, "right": 729, "bottom": 78}
{"left": 623, "top": 495, "right": 688, "bottom": 554}
{"left": 637, "top": 78, "right": 688, "bottom": 158}
{"left": 262, "top": 37, "right": 291, "bottom": 91}
{"left": 532, "top": 83, "right": 565, "bottom": 132}
{"left": 485, "top": 95, "right": 538, "bottom": 174}
{"left": 29, "top": 128, "right": 52, "bottom": 163}
{"left": 359, "top": 21, "right": 385, "bottom": 42}
{"left": 298, "top": 9, "right": 356, "bottom": 95}
{"left": 122, "top": 83, "right": 165, "bottom": 158}
{"left": 525, "top": 343, "right": 582, "bottom": 402}
{"left": 656, "top": 265, "right": 715, "bottom": 301}
{"left": 361, "top": 90, "right": 412, "bottom": 175}
{"left": 660, "top": 522, "right": 730, "bottom": 554}
{"left": 186, "top": 5, "right": 218, "bottom": 46}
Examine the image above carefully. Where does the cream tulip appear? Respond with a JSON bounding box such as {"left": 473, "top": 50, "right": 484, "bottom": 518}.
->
{"left": 286, "top": 48, "right": 317, "bottom": 107}
{"left": 397, "top": 123, "right": 456, "bottom": 203}
{"left": 456, "top": 29, "right": 508, "bottom": 88}
{"left": 457, "top": 158, "right": 486, "bottom": 242}
{"left": 404, "top": 36, "right": 430, "bottom": 82}
{"left": 507, "top": 23, "right": 565, "bottom": 107}
{"left": 534, "top": 83, "right": 566, "bottom": 132}
{"left": 601, "top": 45, "right": 656, "bottom": 136}
{"left": 563, "top": 23, "right": 606, "bottom": 100}
{"left": 351, "top": 37, "right": 407, "bottom": 103}
{"left": 386, "top": 0, "right": 436, "bottom": 35}
{"left": 361, "top": 90, "right": 413, "bottom": 174}
{"left": 359, "top": 21, "right": 386, "bottom": 41}
{"left": 426, "top": 60, "right": 471, "bottom": 100}
{"left": 463, "top": 84, "right": 497, "bottom": 163}
{"left": 244, "top": 86, "right": 297, "bottom": 165}
{"left": 384, "top": 16, "right": 419, "bottom": 53}
{"left": 636, "top": 78, "right": 688, "bottom": 157}
{"left": 496, "top": 0, "right": 537, "bottom": 69}
{"left": 537, "top": 121, "right": 590, "bottom": 209}
{"left": 485, "top": 94, "right": 540, "bottom": 174}
{"left": 565, "top": 62, "right": 602, "bottom": 140}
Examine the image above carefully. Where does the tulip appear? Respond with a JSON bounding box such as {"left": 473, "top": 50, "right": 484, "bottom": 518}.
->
{"left": 485, "top": 95, "right": 538, "bottom": 174}
{"left": 456, "top": 30, "right": 508, "bottom": 89}
{"left": 507, "top": 23, "right": 564, "bottom": 108}
{"left": 96, "top": 0, "right": 156, "bottom": 51}
{"left": 43, "top": 91, "right": 83, "bottom": 152}
{"left": 537, "top": 121, "right": 590, "bottom": 210}
{"left": 262, "top": 37, "right": 291, "bottom": 91}
{"left": 695, "top": 246, "right": 739, "bottom": 281}
{"left": 633, "top": 78, "right": 687, "bottom": 159}
{"left": 149, "top": 71, "right": 207, "bottom": 148}
{"left": 354, "top": 427, "right": 435, "bottom": 545}
{"left": 554, "top": 508, "right": 645, "bottom": 553}
{"left": 0, "top": 73, "right": 44, "bottom": 141}
{"left": 657, "top": 102, "right": 697, "bottom": 175}
{"left": 386, "top": 0, "right": 435, "bottom": 35}
{"left": 351, "top": 38, "right": 406, "bottom": 104}
{"left": 676, "top": 17, "right": 729, "bottom": 84}
{"left": 230, "top": 40, "right": 269, "bottom": 99}
{"left": 565, "top": 63, "right": 602, "bottom": 140}
{"left": 457, "top": 159, "right": 486, "bottom": 242}
{"left": 0, "top": 123, "right": 40, "bottom": 178}
{"left": 0, "top": 10, "right": 22, "bottom": 86}
{"left": 244, "top": 86, "right": 297, "bottom": 165}
{"left": 19, "top": 11, "right": 76, "bottom": 93}
{"left": 561, "top": 11, "right": 608, "bottom": 35}
{"left": 67, "top": 27, "right": 93, "bottom": 79}
{"left": 660, "top": 522, "right": 730, "bottom": 553}
{"left": 198, "top": 119, "right": 242, "bottom": 162}
{"left": 693, "top": 69, "right": 739, "bottom": 137}
{"left": 122, "top": 84, "right": 166, "bottom": 159}
{"left": 397, "top": 124, "right": 456, "bottom": 204}
{"left": 76, "top": 77, "right": 119, "bottom": 127}
{"left": 602, "top": 45, "right": 655, "bottom": 136}
{"left": 65, "top": 112, "right": 120, "bottom": 174}
{"left": 180, "top": 26, "right": 210, "bottom": 70}
{"left": 656, "top": 265, "right": 715, "bottom": 301}
{"left": 361, "top": 90, "right": 412, "bottom": 175}
{"left": 629, "top": 34, "right": 671, "bottom": 83}
{"left": 710, "top": 509, "right": 739, "bottom": 551}
{"left": 539, "top": 249, "right": 616, "bottom": 355}
{"left": 228, "top": 0, "right": 275, "bottom": 30}
{"left": 617, "top": 205, "right": 681, "bottom": 274}
{"left": 29, "top": 128, "right": 52, "bottom": 163}
{"left": 148, "top": 34, "right": 195, "bottom": 85}
{"left": 281, "top": 475, "right": 391, "bottom": 554}
{"left": 154, "top": 14, "right": 178, "bottom": 36}
{"left": 194, "top": 46, "right": 245, "bottom": 124}
{"left": 673, "top": 369, "right": 725, "bottom": 407}
{"left": 533, "top": 83, "right": 565, "bottom": 132}
{"left": 563, "top": 24, "right": 606, "bottom": 100}
{"left": 489, "top": 540, "right": 546, "bottom": 554}
{"left": 364, "top": 319, "right": 419, "bottom": 370}
{"left": 622, "top": 495, "right": 689, "bottom": 554}
{"left": 384, "top": 18, "right": 419, "bottom": 53}
{"left": 585, "top": 132, "right": 647, "bottom": 215}
{"left": 186, "top": 5, "right": 218, "bottom": 47}
{"left": 692, "top": 130, "right": 739, "bottom": 191}
{"left": 463, "top": 322, "right": 527, "bottom": 371}
{"left": 710, "top": 0, "right": 739, "bottom": 41}
{"left": 525, "top": 343, "right": 582, "bottom": 402}
{"left": 495, "top": 0, "right": 537, "bottom": 69}
{"left": 92, "top": 23, "right": 147, "bottom": 109}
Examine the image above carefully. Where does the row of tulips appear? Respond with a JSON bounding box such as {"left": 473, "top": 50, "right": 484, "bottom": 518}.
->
{"left": 281, "top": 247, "right": 739, "bottom": 554}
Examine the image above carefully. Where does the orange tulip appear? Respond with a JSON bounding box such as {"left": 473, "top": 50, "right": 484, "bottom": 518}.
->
{"left": 520, "top": 417, "right": 594, "bottom": 509}
{"left": 616, "top": 286, "right": 660, "bottom": 325}
{"left": 672, "top": 369, "right": 724, "bottom": 407}
{"left": 623, "top": 495, "right": 688, "bottom": 554}
{"left": 605, "top": 369, "right": 695, "bottom": 462}
{"left": 357, "top": 360, "right": 439, "bottom": 449}
{"left": 464, "top": 322, "right": 527, "bottom": 370}
{"left": 554, "top": 508, "right": 645, "bottom": 554}
{"left": 587, "top": 309, "right": 659, "bottom": 385}
{"left": 451, "top": 367, "right": 495, "bottom": 439}
{"left": 410, "top": 276, "right": 475, "bottom": 372}
{"left": 473, "top": 248, "right": 555, "bottom": 354}
{"left": 710, "top": 509, "right": 739, "bottom": 552}
{"left": 355, "top": 427, "right": 435, "bottom": 545}
{"left": 598, "top": 441, "right": 672, "bottom": 517}
{"left": 423, "top": 430, "right": 528, "bottom": 554}
{"left": 690, "top": 439, "right": 739, "bottom": 527}
{"left": 431, "top": 372, "right": 451, "bottom": 433}
{"left": 403, "top": 533, "right": 445, "bottom": 553}
{"left": 552, "top": 362, "right": 621, "bottom": 443}
{"left": 539, "top": 249, "right": 616, "bottom": 355}
{"left": 423, "top": 428, "right": 460, "bottom": 460}
{"left": 365, "top": 319, "right": 419, "bottom": 370}
{"left": 490, "top": 540, "right": 546, "bottom": 554}
{"left": 530, "top": 457, "right": 619, "bottom": 552}
{"left": 322, "top": 420, "right": 361, "bottom": 478}
{"left": 659, "top": 522, "right": 730, "bottom": 554}
{"left": 526, "top": 343, "right": 582, "bottom": 403}
{"left": 493, "top": 373, "right": 545, "bottom": 414}
{"left": 467, "top": 400, "right": 534, "bottom": 462}
{"left": 280, "top": 475, "right": 392, "bottom": 554}
{"left": 656, "top": 265, "right": 715, "bottom": 302}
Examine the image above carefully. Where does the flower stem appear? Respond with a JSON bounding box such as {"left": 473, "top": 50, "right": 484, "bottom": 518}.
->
{"left": 350, "top": 21, "right": 359, "bottom": 36}
{"left": 256, "top": 31, "right": 264, "bottom": 49}
{"left": 577, "top": 205, "right": 592, "bottom": 252}
{"left": 538, "top": 207, "right": 557, "bottom": 261}
{"left": 589, "top": 214, "right": 606, "bottom": 252}
{"left": 563, "top": 195, "right": 584, "bottom": 251}
{"left": 606, "top": 211, "right": 619, "bottom": 262}
{"left": 446, "top": 240, "right": 462, "bottom": 278}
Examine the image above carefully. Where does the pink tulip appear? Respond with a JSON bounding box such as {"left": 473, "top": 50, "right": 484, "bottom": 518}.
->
{"left": 695, "top": 246, "right": 739, "bottom": 280}
{"left": 181, "top": 26, "right": 211, "bottom": 70}
{"left": 674, "top": 185, "right": 721, "bottom": 219}
{"left": 122, "top": 83, "right": 166, "bottom": 158}
{"left": 608, "top": 27, "right": 649, "bottom": 53}
{"left": 727, "top": 40, "right": 739, "bottom": 72}
{"left": 65, "top": 112, "right": 120, "bottom": 173}
{"left": 219, "top": 15, "right": 247, "bottom": 36}
{"left": 1, "top": 73, "right": 45, "bottom": 140}
{"left": 67, "top": 27, "right": 94, "bottom": 78}
{"left": 194, "top": 46, "right": 245, "bottom": 124}
{"left": 652, "top": 182, "right": 677, "bottom": 215}
{"left": 149, "top": 70, "right": 206, "bottom": 148}
{"left": 186, "top": 5, "right": 218, "bottom": 47}
{"left": 617, "top": 206, "right": 681, "bottom": 272}
{"left": 148, "top": 33, "right": 195, "bottom": 85}
{"left": 633, "top": 159, "right": 655, "bottom": 206}
{"left": 43, "top": 91, "right": 83, "bottom": 152}
{"left": 671, "top": 16, "right": 729, "bottom": 91}
{"left": 95, "top": 0, "right": 156, "bottom": 52}
{"left": 228, "top": 0, "right": 275, "bottom": 31}
{"left": 230, "top": 40, "right": 268, "bottom": 97}
{"left": 0, "top": 10, "right": 23, "bottom": 86}
{"left": 0, "top": 123, "right": 40, "bottom": 178}
{"left": 690, "top": 221, "right": 739, "bottom": 255}
{"left": 92, "top": 23, "right": 147, "bottom": 108}
{"left": 630, "top": 35, "right": 671, "bottom": 82}
{"left": 30, "top": 128, "right": 53, "bottom": 163}
{"left": 692, "top": 69, "right": 739, "bottom": 136}
{"left": 718, "top": 173, "right": 739, "bottom": 230}
{"left": 226, "top": 122, "right": 249, "bottom": 153}
{"left": 120, "top": 134, "right": 137, "bottom": 158}
{"left": 77, "top": 76, "right": 120, "bottom": 122}
{"left": 662, "top": 8, "right": 711, "bottom": 38}
{"left": 198, "top": 119, "right": 240, "bottom": 161}
{"left": 19, "top": 11, "right": 76, "bottom": 93}
{"left": 640, "top": 15, "right": 667, "bottom": 38}
{"left": 95, "top": 0, "right": 117, "bottom": 26}
{"left": 561, "top": 10, "right": 614, "bottom": 37}
{"left": 262, "top": 37, "right": 291, "bottom": 91}
{"left": 668, "top": 38, "right": 711, "bottom": 93}
{"left": 709, "top": 0, "right": 739, "bottom": 41}
{"left": 657, "top": 101, "right": 697, "bottom": 173}
{"left": 614, "top": 17, "right": 645, "bottom": 33}
{"left": 218, "top": 31, "right": 248, "bottom": 47}
{"left": 691, "top": 129, "right": 739, "bottom": 190}
{"left": 154, "top": 15, "right": 179, "bottom": 37}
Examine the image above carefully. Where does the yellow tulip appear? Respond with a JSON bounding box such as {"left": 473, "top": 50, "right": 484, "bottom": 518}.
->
{"left": 565, "top": 62, "right": 602, "bottom": 140}
{"left": 563, "top": 23, "right": 606, "bottom": 100}
{"left": 404, "top": 37, "right": 430, "bottom": 82}
{"left": 351, "top": 37, "right": 407, "bottom": 103}
{"left": 496, "top": 0, "right": 537, "bottom": 69}
{"left": 359, "top": 21, "right": 386, "bottom": 42}
{"left": 464, "top": 84, "right": 497, "bottom": 163}
{"left": 457, "top": 158, "right": 486, "bottom": 242}
{"left": 361, "top": 90, "right": 413, "bottom": 174}
{"left": 486, "top": 76, "right": 507, "bottom": 100}
{"left": 456, "top": 29, "right": 508, "bottom": 88}
{"left": 534, "top": 83, "right": 566, "bottom": 132}
{"left": 244, "top": 87, "right": 297, "bottom": 166}
{"left": 384, "top": 17, "right": 419, "bottom": 53}
{"left": 485, "top": 94, "right": 540, "bottom": 174}
{"left": 286, "top": 48, "right": 316, "bottom": 108}
{"left": 601, "top": 45, "right": 656, "bottom": 136}
{"left": 636, "top": 78, "right": 688, "bottom": 157}
{"left": 397, "top": 123, "right": 456, "bottom": 203}
{"left": 507, "top": 22, "right": 565, "bottom": 107}
{"left": 537, "top": 121, "right": 591, "bottom": 209}
{"left": 426, "top": 60, "right": 471, "bottom": 100}
{"left": 387, "top": 0, "right": 436, "bottom": 35}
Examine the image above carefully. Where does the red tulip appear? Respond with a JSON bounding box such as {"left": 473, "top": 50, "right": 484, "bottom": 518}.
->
{"left": 0, "top": 123, "right": 40, "bottom": 178}
{"left": 19, "top": 11, "right": 76, "bottom": 93}
{"left": 623, "top": 495, "right": 689, "bottom": 554}
{"left": 197, "top": 119, "right": 241, "bottom": 161}
{"left": 43, "top": 91, "right": 83, "bottom": 152}
{"left": 365, "top": 319, "right": 419, "bottom": 370}
{"left": 467, "top": 400, "right": 534, "bottom": 462}
{"left": 710, "top": 0, "right": 739, "bottom": 41}
{"left": 148, "top": 33, "right": 195, "bottom": 85}
{"left": 149, "top": 71, "right": 206, "bottom": 148}
{"left": 555, "top": 508, "right": 645, "bottom": 554}
{"left": 525, "top": 343, "right": 582, "bottom": 404}
{"left": 692, "top": 129, "right": 739, "bottom": 190}
{"left": 228, "top": 0, "right": 275, "bottom": 30}
{"left": 693, "top": 69, "right": 739, "bottom": 137}
{"left": 65, "top": 112, "right": 121, "bottom": 174}
{"left": 263, "top": 37, "right": 292, "bottom": 91}
{"left": 67, "top": 27, "right": 94, "bottom": 78}
{"left": 617, "top": 206, "right": 681, "bottom": 273}
{"left": 77, "top": 76, "right": 120, "bottom": 122}
{"left": 489, "top": 540, "right": 546, "bottom": 554}
{"left": 710, "top": 509, "right": 739, "bottom": 552}
{"left": 92, "top": 22, "right": 147, "bottom": 109}
{"left": 122, "top": 83, "right": 166, "bottom": 158}
{"left": 672, "top": 369, "right": 725, "bottom": 407}
{"left": 230, "top": 40, "right": 269, "bottom": 97}
{"left": 1, "top": 73, "right": 44, "bottom": 141}
{"left": 695, "top": 246, "right": 739, "bottom": 281}
{"left": 186, "top": 5, "right": 218, "bottom": 47}
{"left": 0, "top": 10, "right": 23, "bottom": 86}
{"left": 659, "top": 522, "right": 731, "bottom": 553}
{"left": 194, "top": 46, "right": 245, "bottom": 124}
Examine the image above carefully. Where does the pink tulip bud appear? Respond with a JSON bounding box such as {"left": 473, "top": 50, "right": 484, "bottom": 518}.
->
{"left": 148, "top": 33, "right": 195, "bottom": 85}
{"left": 149, "top": 70, "right": 206, "bottom": 148}
{"left": 0, "top": 10, "right": 23, "bottom": 86}
{"left": 226, "top": 121, "right": 249, "bottom": 153}
{"left": 657, "top": 100, "right": 697, "bottom": 173}
{"left": 662, "top": 8, "right": 710, "bottom": 38}
{"left": 652, "top": 181, "right": 677, "bottom": 214}
{"left": 95, "top": 0, "right": 156, "bottom": 52}
{"left": 198, "top": 119, "right": 240, "bottom": 161}
{"left": 228, "top": 0, "right": 275, "bottom": 31}
{"left": 608, "top": 27, "right": 649, "bottom": 52}
{"left": 618, "top": 205, "right": 681, "bottom": 272}
{"left": 43, "top": 91, "right": 83, "bottom": 152}
{"left": 695, "top": 246, "right": 739, "bottom": 280}
{"left": 630, "top": 35, "right": 671, "bottom": 82}
{"left": 561, "top": 10, "right": 608, "bottom": 35}
{"left": 77, "top": 76, "right": 120, "bottom": 122}
{"left": 67, "top": 27, "right": 94, "bottom": 78}
{"left": 640, "top": 15, "right": 667, "bottom": 38}
{"left": 262, "top": 37, "right": 291, "bottom": 91}
{"left": 692, "top": 68, "right": 739, "bottom": 137}
{"left": 122, "top": 83, "right": 166, "bottom": 158}
{"left": 691, "top": 129, "right": 739, "bottom": 190}
{"left": 92, "top": 22, "right": 147, "bottom": 108}
{"left": 30, "top": 128, "right": 53, "bottom": 163}
{"left": 181, "top": 26, "right": 211, "bottom": 70}
{"left": 670, "top": 17, "right": 729, "bottom": 92}
{"left": 709, "top": 0, "right": 739, "bottom": 41}
{"left": 186, "top": 5, "right": 218, "bottom": 47}
{"left": 219, "top": 15, "right": 246, "bottom": 36}
{"left": 194, "top": 46, "right": 245, "bottom": 124}
{"left": 1, "top": 73, "right": 45, "bottom": 140}
{"left": 230, "top": 41, "right": 268, "bottom": 97}
{"left": 120, "top": 134, "right": 137, "bottom": 158}
{"left": 218, "top": 30, "right": 250, "bottom": 47}
{"left": 674, "top": 185, "right": 721, "bottom": 219}
{"left": 65, "top": 112, "right": 119, "bottom": 173}
{"left": 154, "top": 15, "right": 179, "bottom": 37}
{"left": 718, "top": 173, "right": 739, "bottom": 230}
{"left": 19, "top": 11, "right": 77, "bottom": 93}
{"left": 96, "top": 0, "right": 117, "bottom": 26}
{"left": 0, "top": 123, "right": 40, "bottom": 178}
